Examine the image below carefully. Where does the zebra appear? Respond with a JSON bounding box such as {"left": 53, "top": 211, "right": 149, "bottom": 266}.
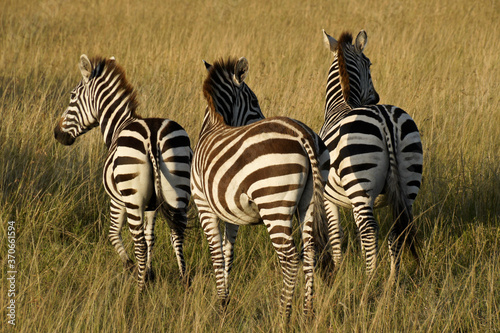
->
{"left": 200, "top": 58, "right": 265, "bottom": 285}
{"left": 191, "top": 57, "right": 331, "bottom": 318}
{"left": 319, "top": 30, "right": 423, "bottom": 281}
{"left": 54, "top": 55, "right": 192, "bottom": 291}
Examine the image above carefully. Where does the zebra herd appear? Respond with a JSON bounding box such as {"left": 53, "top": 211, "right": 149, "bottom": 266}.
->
{"left": 54, "top": 30, "right": 423, "bottom": 318}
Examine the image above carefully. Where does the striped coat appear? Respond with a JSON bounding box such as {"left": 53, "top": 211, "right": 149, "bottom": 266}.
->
{"left": 54, "top": 55, "right": 192, "bottom": 290}
{"left": 191, "top": 58, "right": 331, "bottom": 318}
{"left": 320, "top": 30, "right": 423, "bottom": 280}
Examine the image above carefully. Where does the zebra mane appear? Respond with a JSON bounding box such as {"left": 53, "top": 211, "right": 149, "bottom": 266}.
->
{"left": 202, "top": 57, "right": 239, "bottom": 116}
{"left": 335, "top": 32, "right": 353, "bottom": 103}
{"left": 88, "top": 56, "right": 140, "bottom": 118}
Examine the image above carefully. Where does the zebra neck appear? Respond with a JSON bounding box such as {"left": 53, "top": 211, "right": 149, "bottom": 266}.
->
{"left": 324, "top": 62, "right": 352, "bottom": 125}
{"left": 324, "top": 103, "right": 352, "bottom": 127}
{"left": 99, "top": 101, "right": 137, "bottom": 148}
{"left": 200, "top": 106, "right": 225, "bottom": 133}
{"left": 325, "top": 59, "right": 364, "bottom": 110}
{"left": 325, "top": 61, "right": 351, "bottom": 108}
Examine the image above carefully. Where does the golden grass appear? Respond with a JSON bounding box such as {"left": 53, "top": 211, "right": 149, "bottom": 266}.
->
{"left": 1, "top": 0, "right": 499, "bottom": 331}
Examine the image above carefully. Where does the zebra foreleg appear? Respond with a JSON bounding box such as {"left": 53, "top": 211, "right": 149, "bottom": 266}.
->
{"left": 353, "top": 205, "right": 379, "bottom": 276}
{"left": 325, "top": 199, "right": 343, "bottom": 268}
{"left": 223, "top": 223, "right": 239, "bottom": 291}
{"left": 108, "top": 200, "right": 134, "bottom": 272}
{"left": 144, "top": 210, "right": 157, "bottom": 282}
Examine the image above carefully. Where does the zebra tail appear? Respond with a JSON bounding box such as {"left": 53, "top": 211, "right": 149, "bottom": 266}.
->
{"left": 301, "top": 137, "right": 334, "bottom": 278}
{"left": 147, "top": 143, "right": 185, "bottom": 235}
{"left": 383, "top": 124, "right": 420, "bottom": 265}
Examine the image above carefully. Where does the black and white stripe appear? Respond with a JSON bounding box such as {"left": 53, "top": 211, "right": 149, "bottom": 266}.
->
{"left": 191, "top": 57, "right": 331, "bottom": 318}
{"left": 54, "top": 55, "right": 192, "bottom": 290}
{"left": 202, "top": 59, "right": 264, "bottom": 126}
{"left": 319, "top": 30, "right": 423, "bottom": 280}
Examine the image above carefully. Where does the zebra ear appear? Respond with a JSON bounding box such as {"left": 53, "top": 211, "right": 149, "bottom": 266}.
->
{"left": 234, "top": 57, "right": 249, "bottom": 85}
{"left": 79, "top": 54, "right": 93, "bottom": 83}
{"left": 323, "top": 29, "right": 338, "bottom": 52}
{"left": 203, "top": 60, "right": 212, "bottom": 71}
{"left": 354, "top": 30, "right": 368, "bottom": 54}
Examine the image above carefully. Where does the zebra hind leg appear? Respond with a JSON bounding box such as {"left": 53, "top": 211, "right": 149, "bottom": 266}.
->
{"left": 169, "top": 209, "right": 188, "bottom": 286}
{"left": 301, "top": 220, "right": 315, "bottom": 318}
{"left": 126, "top": 208, "right": 148, "bottom": 291}
{"left": 144, "top": 210, "right": 157, "bottom": 282}
{"left": 108, "top": 200, "right": 134, "bottom": 273}
{"left": 325, "top": 199, "right": 343, "bottom": 269}
{"left": 263, "top": 215, "right": 299, "bottom": 320}
{"left": 297, "top": 183, "right": 318, "bottom": 318}
{"left": 352, "top": 204, "right": 379, "bottom": 276}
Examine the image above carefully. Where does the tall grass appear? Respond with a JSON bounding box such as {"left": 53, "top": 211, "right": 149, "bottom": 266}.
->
{"left": 1, "top": 0, "right": 499, "bottom": 331}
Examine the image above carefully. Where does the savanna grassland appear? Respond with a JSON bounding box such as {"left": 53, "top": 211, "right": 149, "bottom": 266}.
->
{"left": 1, "top": 0, "right": 499, "bottom": 331}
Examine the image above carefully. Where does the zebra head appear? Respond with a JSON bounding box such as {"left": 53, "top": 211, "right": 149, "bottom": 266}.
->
{"left": 323, "top": 30, "right": 380, "bottom": 108}
{"left": 54, "top": 54, "right": 110, "bottom": 145}
{"left": 202, "top": 57, "right": 264, "bottom": 126}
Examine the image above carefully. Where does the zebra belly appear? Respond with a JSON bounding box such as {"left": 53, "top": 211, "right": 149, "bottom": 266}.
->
{"left": 190, "top": 168, "right": 260, "bottom": 225}
{"left": 231, "top": 193, "right": 262, "bottom": 224}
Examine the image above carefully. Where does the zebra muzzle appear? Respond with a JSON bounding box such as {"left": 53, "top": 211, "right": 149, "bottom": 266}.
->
{"left": 54, "top": 125, "right": 76, "bottom": 146}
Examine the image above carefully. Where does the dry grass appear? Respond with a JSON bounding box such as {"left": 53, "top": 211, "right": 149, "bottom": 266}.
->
{"left": 1, "top": 0, "right": 499, "bottom": 331}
